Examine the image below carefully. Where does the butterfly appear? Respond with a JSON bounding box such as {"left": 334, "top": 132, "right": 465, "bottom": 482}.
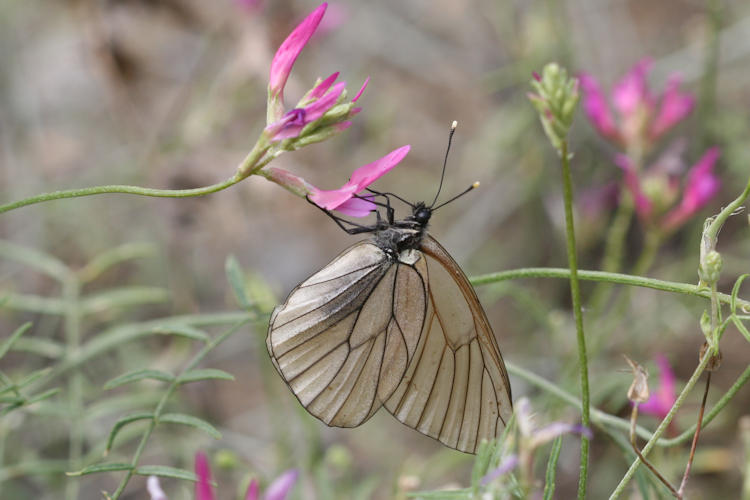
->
{"left": 266, "top": 126, "right": 512, "bottom": 454}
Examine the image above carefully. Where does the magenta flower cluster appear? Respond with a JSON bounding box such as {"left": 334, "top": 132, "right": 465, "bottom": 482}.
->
{"left": 580, "top": 59, "right": 720, "bottom": 230}
{"left": 263, "top": 2, "right": 408, "bottom": 217}
{"left": 195, "top": 452, "right": 297, "bottom": 500}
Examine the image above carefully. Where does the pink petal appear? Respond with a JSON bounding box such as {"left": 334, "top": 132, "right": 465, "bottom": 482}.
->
{"left": 269, "top": 3, "right": 327, "bottom": 98}
{"left": 348, "top": 145, "right": 411, "bottom": 191}
{"left": 264, "top": 469, "right": 299, "bottom": 500}
{"left": 309, "top": 72, "right": 339, "bottom": 99}
{"left": 244, "top": 479, "right": 260, "bottom": 500}
{"left": 615, "top": 154, "right": 653, "bottom": 218}
{"left": 352, "top": 77, "right": 369, "bottom": 102}
{"left": 663, "top": 148, "right": 721, "bottom": 229}
{"left": 335, "top": 195, "right": 377, "bottom": 217}
{"left": 302, "top": 80, "right": 346, "bottom": 122}
{"left": 317, "top": 3, "right": 348, "bottom": 35}
{"left": 612, "top": 58, "right": 653, "bottom": 117}
{"left": 334, "top": 120, "right": 352, "bottom": 132}
{"left": 308, "top": 184, "right": 359, "bottom": 210}
{"left": 649, "top": 75, "right": 695, "bottom": 140}
{"left": 579, "top": 73, "right": 619, "bottom": 140}
{"left": 639, "top": 355, "right": 677, "bottom": 419}
{"left": 194, "top": 452, "right": 215, "bottom": 500}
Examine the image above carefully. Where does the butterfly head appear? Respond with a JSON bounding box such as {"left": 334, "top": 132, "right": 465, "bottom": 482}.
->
{"left": 412, "top": 202, "right": 433, "bottom": 228}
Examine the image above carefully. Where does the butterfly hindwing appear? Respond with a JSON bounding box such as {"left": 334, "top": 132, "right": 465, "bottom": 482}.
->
{"left": 267, "top": 235, "right": 512, "bottom": 454}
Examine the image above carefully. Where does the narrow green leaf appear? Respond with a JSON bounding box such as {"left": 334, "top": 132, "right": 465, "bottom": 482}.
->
{"left": 16, "top": 367, "right": 54, "bottom": 389}
{"left": 731, "top": 274, "right": 749, "bottom": 313}
{"left": 0, "top": 322, "right": 32, "bottom": 359}
{"left": 177, "top": 369, "right": 235, "bottom": 384}
{"left": 2, "top": 294, "right": 65, "bottom": 315}
{"left": 106, "top": 412, "right": 154, "bottom": 452}
{"left": 78, "top": 242, "right": 157, "bottom": 283}
{"left": 226, "top": 255, "right": 252, "bottom": 309}
{"left": 159, "top": 413, "right": 221, "bottom": 439}
{"left": 134, "top": 465, "right": 198, "bottom": 482}
{"left": 733, "top": 316, "right": 750, "bottom": 344}
{"left": 67, "top": 462, "right": 134, "bottom": 476}
{"left": 104, "top": 369, "right": 175, "bottom": 390}
{"left": 12, "top": 337, "right": 65, "bottom": 358}
{"left": 148, "top": 324, "right": 210, "bottom": 341}
{"left": 23, "top": 388, "right": 59, "bottom": 405}
{"left": 543, "top": 436, "right": 563, "bottom": 500}
{"left": 0, "top": 240, "right": 70, "bottom": 282}
{"left": 81, "top": 286, "right": 170, "bottom": 315}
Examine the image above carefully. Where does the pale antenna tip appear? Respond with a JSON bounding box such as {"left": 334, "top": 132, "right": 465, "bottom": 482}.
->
{"left": 472, "top": 181, "right": 480, "bottom": 189}
{"left": 451, "top": 120, "right": 458, "bottom": 130}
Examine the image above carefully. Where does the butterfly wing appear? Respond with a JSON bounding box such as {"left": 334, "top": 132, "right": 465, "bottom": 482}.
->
{"left": 385, "top": 235, "right": 513, "bottom": 453}
{"left": 266, "top": 241, "right": 427, "bottom": 428}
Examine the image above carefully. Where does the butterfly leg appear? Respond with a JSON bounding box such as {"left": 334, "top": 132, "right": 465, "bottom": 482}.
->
{"left": 305, "top": 196, "right": 378, "bottom": 235}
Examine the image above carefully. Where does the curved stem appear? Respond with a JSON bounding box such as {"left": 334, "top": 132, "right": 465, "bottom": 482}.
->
{"left": 470, "top": 268, "right": 750, "bottom": 311}
{"left": 0, "top": 177, "right": 242, "bottom": 215}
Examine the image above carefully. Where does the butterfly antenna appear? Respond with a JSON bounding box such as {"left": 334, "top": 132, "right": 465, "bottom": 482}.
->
{"left": 432, "top": 181, "right": 480, "bottom": 211}
{"left": 430, "top": 120, "right": 458, "bottom": 208}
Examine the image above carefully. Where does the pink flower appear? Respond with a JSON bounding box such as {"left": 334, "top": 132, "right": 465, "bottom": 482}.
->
{"left": 579, "top": 59, "right": 694, "bottom": 149}
{"left": 309, "top": 145, "right": 411, "bottom": 216}
{"left": 649, "top": 76, "right": 695, "bottom": 141}
{"left": 195, "top": 452, "right": 298, "bottom": 500}
{"left": 579, "top": 74, "right": 619, "bottom": 141}
{"left": 615, "top": 147, "right": 720, "bottom": 230}
{"left": 662, "top": 147, "right": 721, "bottom": 230}
{"left": 639, "top": 354, "right": 677, "bottom": 420}
{"left": 269, "top": 3, "right": 327, "bottom": 101}
{"left": 264, "top": 2, "right": 366, "bottom": 142}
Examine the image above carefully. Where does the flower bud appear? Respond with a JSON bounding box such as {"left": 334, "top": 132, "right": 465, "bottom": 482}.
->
{"left": 699, "top": 249, "right": 723, "bottom": 285}
{"left": 528, "top": 63, "right": 580, "bottom": 154}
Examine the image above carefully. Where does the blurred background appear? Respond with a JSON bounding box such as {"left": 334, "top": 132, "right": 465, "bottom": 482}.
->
{"left": 1, "top": 0, "right": 750, "bottom": 498}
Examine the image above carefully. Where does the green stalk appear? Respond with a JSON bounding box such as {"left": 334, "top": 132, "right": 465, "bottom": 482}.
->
{"left": 63, "top": 274, "right": 82, "bottom": 500}
{"left": 470, "top": 268, "right": 750, "bottom": 311}
{"left": 109, "top": 319, "right": 248, "bottom": 499}
{"left": 559, "top": 142, "right": 590, "bottom": 499}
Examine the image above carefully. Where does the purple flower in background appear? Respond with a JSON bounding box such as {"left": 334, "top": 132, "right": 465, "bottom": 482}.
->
{"left": 147, "top": 475, "right": 168, "bottom": 500}
{"left": 639, "top": 354, "right": 677, "bottom": 420}
{"left": 309, "top": 145, "right": 411, "bottom": 216}
{"left": 194, "top": 452, "right": 298, "bottom": 500}
{"left": 579, "top": 59, "right": 694, "bottom": 149}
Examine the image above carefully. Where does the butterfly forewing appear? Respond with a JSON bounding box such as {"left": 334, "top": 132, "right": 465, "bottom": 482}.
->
{"left": 267, "top": 234, "right": 512, "bottom": 454}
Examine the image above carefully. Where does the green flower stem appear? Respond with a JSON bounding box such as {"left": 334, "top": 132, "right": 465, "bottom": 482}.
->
{"left": 63, "top": 274, "right": 83, "bottom": 500}
{"left": 558, "top": 142, "right": 590, "bottom": 499}
{"left": 0, "top": 177, "right": 242, "bottom": 215}
{"left": 470, "top": 268, "right": 750, "bottom": 311}
{"left": 109, "top": 319, "right": 249, "bottom": 499}
{"left": 608, "top": 352, "right": 714, "bottom": 500}
{"left": 589, "top": 192, "right": 634, "bottom": 312}
{"left": 703, "top": 175, "right": 750, "bottom": 252}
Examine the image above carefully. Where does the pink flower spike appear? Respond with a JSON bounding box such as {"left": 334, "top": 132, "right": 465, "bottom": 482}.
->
{"left": 615, "top": 154, "right": 653, "bottom": 218}
{"left": 194, "top": 452, "right": 215, "bottom": 500}
{"left": 244, "top": 479, "right": 260, "bottom": 500}
{"left": 579, "top": 73, "right": 619, "bottom": 140}
{"left": 612, "top": 58, "right": 653, "bottom": 117}
{"left": 639, "top": 354, "right": 677, "bottom": 419}
{"left": 650, "top": 75, "right": 695, "bottom": 140}
{"left": 269, "top": 3, "right": 327, "bottom": 99}
{"left": 352, "top": 77, "right": 369, "bottom": 102}
{"left": 264, "top": 469, "right": 299, "bottom": 500}
{"left": 663, "top": 147, "right": 721, "bottom": 230}
{"left": 267, "top": 81, "right": 346, "bottom": 141}
{"left": 309, "top": 72, "right": 339, "bottom": 99}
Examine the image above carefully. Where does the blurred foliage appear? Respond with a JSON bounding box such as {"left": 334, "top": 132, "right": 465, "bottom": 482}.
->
{"left": 1, "top": 0, "right": 750, "bottom": 499}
